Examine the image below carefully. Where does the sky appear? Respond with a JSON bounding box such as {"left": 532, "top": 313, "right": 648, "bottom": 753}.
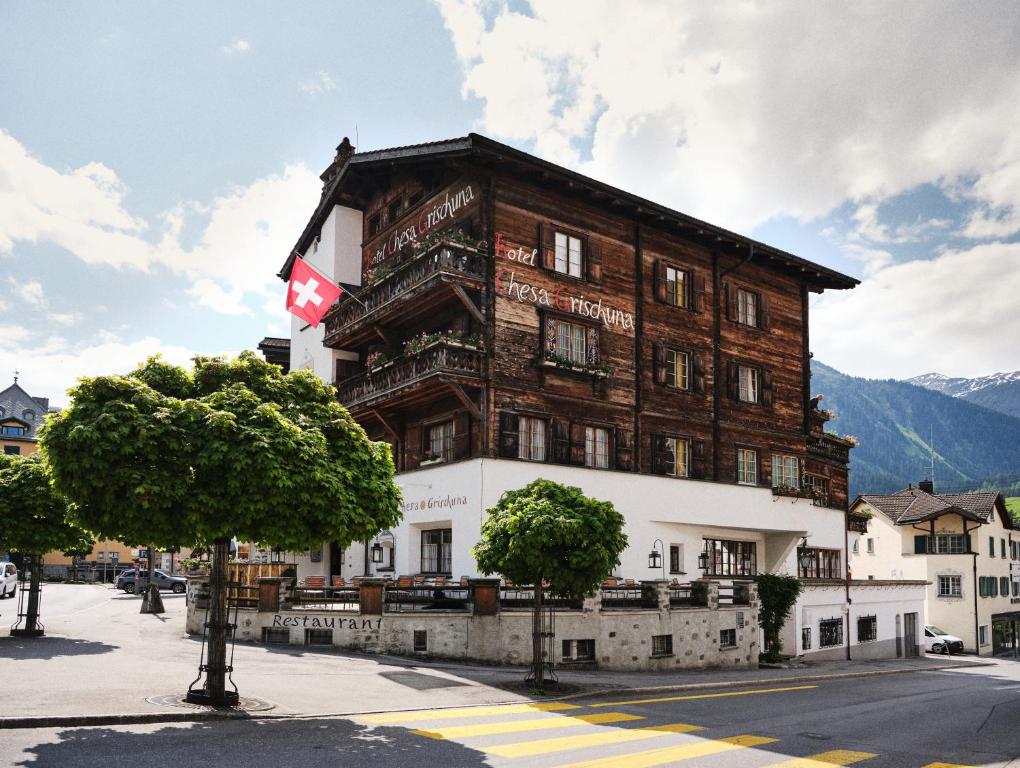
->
{"left": 2, "top": 1, "right": 1020, "bottom": 405}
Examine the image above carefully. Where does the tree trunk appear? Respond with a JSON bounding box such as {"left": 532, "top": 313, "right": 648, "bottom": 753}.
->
{"left": 12, "top": 553, "right": 44, "bottom": 637}
{"left": 532, "top": 575, "right": 544, "bottom": 692}
{"left": 207, "top": 538, "right": 233, "bottom": 703}
{"left": 140, "top": 545, "right": 164, "bottom": 614}
{"left": 70, "top": 559, "right": 77, "bottom": 583}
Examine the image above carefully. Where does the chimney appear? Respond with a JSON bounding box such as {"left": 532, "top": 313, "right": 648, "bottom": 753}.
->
{"left": 918, "top": 479, "right": 934, "bottom": 494}
{"left": 319, "top": 137, "right": 355, "bottom": 190}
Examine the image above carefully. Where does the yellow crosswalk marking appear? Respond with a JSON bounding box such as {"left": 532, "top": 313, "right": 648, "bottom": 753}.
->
{"left": 551, "top": 734, "right": 778, "bottom": 768}
{"left": 412, "top": 712, "right": 642, "bottom": 740}
{"left": 921, "top": 764, "right": 977, "bottom": 768}
{"left": 589, "top": 684, "right": 817, "bottom": 707}
{"left": 361, "top": 701, "right": 580, "bottom": 724}
{"left": 764, "top": 749, "right": 877, "bottom": 767}
{"left": 485, "top": 722, "right": 704, "bottom": 758}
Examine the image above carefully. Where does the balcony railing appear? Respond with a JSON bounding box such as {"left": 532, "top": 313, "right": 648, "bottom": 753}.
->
{"left": 336, "top": 340, "right": 484, "bottom": 409}
{"left": 808, "top": 434, "right": 852, "bottom": 464}
{"left": 323, "top": 241, "right": 487, "bottom": 345}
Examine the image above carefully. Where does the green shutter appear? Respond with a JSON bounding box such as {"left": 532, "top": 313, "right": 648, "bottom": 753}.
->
{"left": 978, "top": 577, "right": 986, "bottom": 598}
{"left": 914, "top": 536, "right": 927, "bottom": 554}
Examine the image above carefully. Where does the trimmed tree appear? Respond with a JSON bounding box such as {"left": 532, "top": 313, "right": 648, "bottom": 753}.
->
{"left": 755, "top": 573, "right": 803, "bottom": 663}
{"left": 42, "top": 352, "right": 402, "bottom": 703}
{"left": 473, "top": 479, "right": 627, "bottom": 692}
{"left": 0, "top": 453, "right": 94, "bottom": 636}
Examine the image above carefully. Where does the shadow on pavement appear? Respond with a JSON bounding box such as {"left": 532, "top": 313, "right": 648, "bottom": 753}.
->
{"left": 14, "top": 718, "right": 490, "bottom": 768}
{"left": 0, "top": 636, "right": 119, "bottom": 660}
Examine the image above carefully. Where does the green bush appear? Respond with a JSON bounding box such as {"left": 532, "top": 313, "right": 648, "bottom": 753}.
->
{"left": 755, "top": 573, "right": 802, "bottom": 663}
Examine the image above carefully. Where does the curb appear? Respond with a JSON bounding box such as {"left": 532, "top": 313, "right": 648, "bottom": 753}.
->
{"left": 0, "top": 659, "right": 990, "bottom": 730}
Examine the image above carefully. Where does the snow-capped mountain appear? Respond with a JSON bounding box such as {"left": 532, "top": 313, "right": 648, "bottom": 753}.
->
{"left": 906, "top": 371, "right": 1020, "bottom": 419}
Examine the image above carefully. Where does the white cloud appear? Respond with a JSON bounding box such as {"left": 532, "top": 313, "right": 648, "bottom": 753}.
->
{"left": 438, "top": 1, "right": 1020, "bottom": 238}
{"left": 0, "top": 130, "right": 321, "bottom": 316}
{"left": 222, "top": 39, "right": 251, "bottom": 54}
{"left": 47, "top": 312, "right": 80, "bottom": 326}
{"left": 298, "top": 71, "right": 336, "bottom": 97}
{"left": 812, "top": 241, "right": 1020, "bottom": 379}
{"left": 8, "top": 277, "right": 46, "bottom": 308}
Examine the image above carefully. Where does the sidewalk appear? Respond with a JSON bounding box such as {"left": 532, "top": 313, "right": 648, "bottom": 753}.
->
{"left": 0, "top": 584, "right": 999, "bottom": 729}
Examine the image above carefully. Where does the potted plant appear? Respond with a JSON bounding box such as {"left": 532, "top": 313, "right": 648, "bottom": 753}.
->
{"left": 366, "top": 351, "right": 388, "bottom": 371}
{"left": 420, "top": 450, "right": 444, "bottom": 466}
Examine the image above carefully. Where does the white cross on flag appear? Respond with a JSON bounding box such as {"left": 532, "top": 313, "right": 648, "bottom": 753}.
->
{"left": 286, "top": 256, "right": 343, "bottom": 328}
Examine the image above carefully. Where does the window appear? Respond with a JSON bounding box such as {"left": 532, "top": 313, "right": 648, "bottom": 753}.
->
{"left": 426, "top": 421, "right": 453, "bottom": 462}
{"left": 666, "top": 266, "right": 688, "bottom": 308}
{"left": 857, "top": 615, "right": 877, "bottom": 643}
{"left": 3, "top": 445, "right": 19, "bottom": 455}
{"left": 518, "top": 416, "right": 547, "bottom": 462}
{"left": 737, "top": 366, "right": 759, "bottom": 403}
{"left": 1002, "top": 539, "right": 1008, "bottom": 559}
{"left": 702, "top": 539, "right": 757, "bottom": 577}
{"left": 666, "top": 349, "right": 689, "bottom": 390}
{"left": 420, "top": 528, "right": 452, "bottom": 575}
{"left": 22, "top": 410, "right": 34, "bottom": 422}
{"left": 96, "top": 552, "right": 105, "bottom": 561}
{"left": 736, "top": 448, "right": 758, "bottom": 485}
{"left": 664, "top": 437, "right": 689, "bottom": 478}
{"left": 819, "top": 618, "right": 843, "bottom": 648}
{"left": 368, "top": 213, "right": 382, "bottom": 237}
{"left": 803, "top": 475, "right": 830, "bottom": 505}
{"left": 387, "top": 197, "right": 402, "bottom": 223}
{"left": 554, "top": 232, "right": 582, "bottom": 278}
{"left": 852, "top": 539, "right": 860, "bottom": 554}
{"left": 737, "top": 289, "right": 758, "bottom": 327}
{"left": 979, "top": 576, "right": 998, "bottom": 598}
{"left": 979, "top": 625, "right": 989, "bottom": 646}
{"left": 801, "top": 627, "right": 812, "bottom": 650}
{"left": 867, "top": 538, "right": 874, "bottom": 554}
{"left": 719, "top": 629, "right": 737, "bottom": 648}
{"left": 990, "top": 536, "right": 996, "bottom": 557}
{"left": 651, "top": 634, "right": 673, "bottom": 657}
{"left": 263, "top": 627, "right": 290, "bottom": 644}
{"left": 584, "top": 426, "right": 610, "bottom": 469}
{"left": 1001, "top": 576, "right": 1010, "bottom": 596}
{"left": 798, "top": 548, "right": 842, "bottom": 579}
{"left": 305, "top": 628, "right": 333, "bottom": 646}
{"left": 1, "top": 426, "right": 26, "bottom": 436}
{"left": 925, "top": 534, "right": 967, "bottom": 554}
{"left": 669, "top": 544, "right": 683, "bottom": 574}
{"left": 938, "top": 575, "right": 962, "bottom": 597}
{"left": 562, "top": 639, "right": 595, "bottom": 661}
{"left": 771, "top": 455, "right": 800, "bottom": 490}
{"left": 413, "top": 630, "right": 428, "bottom": 652}
{"left": 553, "top": 318, "right": 587, "bottom": 365}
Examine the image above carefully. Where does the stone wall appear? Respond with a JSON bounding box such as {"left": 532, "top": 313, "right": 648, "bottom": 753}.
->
{"left": 186, "top": 578, "right": 759, "bottom": 672}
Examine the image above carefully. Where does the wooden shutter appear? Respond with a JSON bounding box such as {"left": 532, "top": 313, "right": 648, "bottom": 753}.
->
{"left": 453, "top": 411, "right": 470, "bottom": 459}
{"left": 614, "top": 428, "right": 633, "bottom": 471}
{"left": 726, "top": 283, "right": 738, "bottom": 321}
{"left": 586, "top": 241, "right": 603, "bottom": 284}
{"left": 758, "top": 292, "right": 770, "bottom": 330}
{"left": 692, "top": 439, "right": 707, "bottom": 479}
{"left": 543, "top": 315, "right": 558, "bottom": 357}
{"left": 552, "top": 418, "right": 570, "bottom": 464}
{"left": 569, "top": 421, "right": 586, "bottom": 466}
{"left": 651, "top": 434, "right": 666, "bottom": 475}
{"left": 586, "top": 327, "right": 600, "bottom": 365}
{"left": 539, "top": 223, "right": 555, "bottom": 270}
{"left": 405, "top": 423, "right": 422, "bottom": 469}
{"left": 654, "top": 342, "right": 667, "bottom": 385}
{"left": 761, "top": 369, "right": 774, "bottom": 407}
{"left": 692, "top": 353, "right": 706, "bottom": 394}
{"left": 654, "top": 260, "right": 668, "bottom": 303}
{"left": 727, "top": 361, "right": 740, "bottom": 400}
{"left": 693, "top": 272, "right": 707, "bottom": 312}
{"left": 498, "top": 412, "right": 519, "bottom": 459}
{"left": 914, "top": 535, "right": 927, "bottom": 554}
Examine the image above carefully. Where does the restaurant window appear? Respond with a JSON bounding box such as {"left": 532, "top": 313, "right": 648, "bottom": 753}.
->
{"left": 938, "top": 575, "right": 962, "bottom": 597}
{"left": 518, "top": 416, "right": 547, "bottom": 462}
{"left": 798, "top": 548, "right": 842, "bottom": 579}
{"left": 857, "top": 615, "right": 877, "bottom": 643}
{"left": 737, "top": 289, "right": 758, "bottom": 327}
{"left": 737, "top": 366, "right": 759, "bottom": 403}
{"left": 420, "top": 528, "right": 452, "bottom": 575}
{"left": 669, "top": 544, "right": 683, "bottom": 574}
{"left": 554, "top": 232, "right": 583, "bottom": 278}
{"left": 651, "top": 634, "right": 673, "bottom": 657}
{"left": 426, "top": 421, "right": 454, "bottom": 462}
{"left": 562, "top": 639, "right": 596, "bottom": 661}
{"left": 771, "top": 455, "right": 800, "bottom": 490}
{"left": 736, "top": 448, "right": 757, "bottom": 485}
{"left": 819, "top": 618, "right": 843, "bottom": 648}
{"left": 666, "top": 266, "right": 688, "bottom": 308}
{"left": 584, "top": 426, "right": 610, "bottom": 469}
{"left": 666, "top": 349, "right": 689, "bottom": 390}
{"left": 413, "top": 630, "right": 428, "bottom": 652}
{"left": 719, "top": 628, "right": 737, "bottom": 648}
{"left": 702, "top": 539, "right": 757, "bottom": 577}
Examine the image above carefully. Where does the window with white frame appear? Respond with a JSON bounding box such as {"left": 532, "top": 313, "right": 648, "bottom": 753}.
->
{"left": 866, "top": 538, "right": 875, "bottom": 554}
{"left": 420, "top": 528, "right": 452, "bottom": 575}
{"left": 553, "top": 318, "right": 587, "bottom": 365}
{"left": 737, "top": 289, "right": 758, "bottom": 327}
{"left": 427, "top": 421, "right": 453, "bottom": 462}
{"left": 664, "top": 437, "right": 689, "bottom": 478}
{"left": 666, "top": 266, "right": 688, "bottom": 308}
{"left": 554, "top": 232, "right": 582, "bottom": 278}
{"left": 518, "top": 416, "right": 547, "bottom": 462}
{"left": 979, "top": 625, "right": 989, "bottom": 646}
{"left": 771, "top": 455, "right": 800, "bottom": 490}
{"left": 738, "top": 365, "right": 759, "bottom": 403}
{"left": 852, "top": 539, "right": 860, "bottom": 554}
{"left": 857, "top": 615, "right": 877, "bottom": 643}
{"left": 666, "top": 348, "right": 689, "bottom": 390}
{"left": 584, "top": 426, "right": 610, "bottom": 469}
{"left": 736, "top": 448, "right": 757, "bottom": 485}
{"left": 929, "top": 534, "right": 967, "bottom": 554}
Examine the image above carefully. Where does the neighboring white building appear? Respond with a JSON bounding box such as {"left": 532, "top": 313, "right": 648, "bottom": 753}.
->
{"left": 849, "top": 481, "right": 1018, "bottom": 656}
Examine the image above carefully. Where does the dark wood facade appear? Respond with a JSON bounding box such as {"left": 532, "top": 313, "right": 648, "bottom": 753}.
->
{"left": 296, "top": 135, "right": 857, "bottom": 511}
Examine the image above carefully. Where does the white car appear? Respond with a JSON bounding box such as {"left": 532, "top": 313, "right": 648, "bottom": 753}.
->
{"left": 1, "top": 562, "right": 17, "bottom": 599}
{"left": 925, "top": 625, "right": 964, "bottom": 655}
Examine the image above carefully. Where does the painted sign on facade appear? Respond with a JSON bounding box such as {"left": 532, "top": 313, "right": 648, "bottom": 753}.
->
{"left": 272, "top": 614, "right": 383, "bottom": 631}
{"left": 368, "top": 183, "right": 477, "bottom": 264}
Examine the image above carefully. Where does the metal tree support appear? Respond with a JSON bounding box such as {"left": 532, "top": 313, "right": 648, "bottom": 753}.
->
{"left": 185, "top": 539, "right": 239, "bottom": 706}
{"left": 524, "top": 588, "right": 558, "bottom": 688}
{"left": 11, "top": 554, "right": 44, "bottom": 638}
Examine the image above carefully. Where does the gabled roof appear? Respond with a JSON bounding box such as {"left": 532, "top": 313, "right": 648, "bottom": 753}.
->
{"left": 0, "top": 381, "right": 49, "bottom": 441}
{"left": 278, "top": 133, "right": 859, "bottom": 292}
{"left": 853, "top": 487, "right": 1010, "bottom": 528}
{"left": 257, "top": 337, "right": 291, "bottom": 351}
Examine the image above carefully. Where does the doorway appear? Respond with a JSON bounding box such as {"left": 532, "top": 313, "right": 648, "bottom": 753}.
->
{"left": 903, "top": 612, "right": 919, "bottom": 657}
{"left": 329, "top": 542, "right": 344, "bottom": 579}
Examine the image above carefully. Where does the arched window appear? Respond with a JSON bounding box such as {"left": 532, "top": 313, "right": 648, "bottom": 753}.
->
{"left": 23, "top": 410, "right": 35, "bottom": 422}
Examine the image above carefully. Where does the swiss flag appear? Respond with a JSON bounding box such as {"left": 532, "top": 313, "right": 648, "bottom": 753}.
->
{"left": 286, "top": 256, "right": 343, "bottom": 328}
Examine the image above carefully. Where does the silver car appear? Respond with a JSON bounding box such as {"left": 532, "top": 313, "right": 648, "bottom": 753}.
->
{"left": 1, "top": 562, "right": 17, "bottom": 599}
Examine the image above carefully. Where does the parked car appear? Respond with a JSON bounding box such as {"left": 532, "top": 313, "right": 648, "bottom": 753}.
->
{"left": 1, "top": 562, "right": 17, "bottom": 599}
{"left": 925, "top": 625, "right": 964, "bottom": 654}
{"left": 116, "top": 569, "right": 187, "bottom": 594}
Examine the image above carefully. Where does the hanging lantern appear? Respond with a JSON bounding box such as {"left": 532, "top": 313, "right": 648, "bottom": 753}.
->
{"left": 370, "top": 542, "right": 384, "bottom": 564}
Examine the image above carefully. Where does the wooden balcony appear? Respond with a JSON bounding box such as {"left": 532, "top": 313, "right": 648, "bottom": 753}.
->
{"left": 336, "top": 340, "right": 485, "bottom": 413}
{"left": 323, "top": 240, "right": 487, "bottom": 350}
{"left": 807, "top": 433, "right": 852, "bottom": 464}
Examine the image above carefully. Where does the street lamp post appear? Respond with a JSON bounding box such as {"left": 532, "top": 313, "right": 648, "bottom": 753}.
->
{"left": 647, "top": 539, "right": 666, "bottom": 581}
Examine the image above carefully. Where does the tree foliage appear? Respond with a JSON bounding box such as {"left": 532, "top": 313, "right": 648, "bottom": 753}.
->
{"left": 755, "top": 573, "right": 802, "bottom": 662}
{"left": 0, "top": 453, "right": 94, "bottom": 555}
{"left": 41, "top": 352, "right": 403, "bottom": 551}
{"left": 473, "top": 478, "right": 627, "bottom": 597}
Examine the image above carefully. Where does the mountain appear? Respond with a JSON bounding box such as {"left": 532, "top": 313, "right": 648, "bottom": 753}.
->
{"left": 811, "top": 361, "right": 1020, "bottom": 498}
{"left": 906, "top": 370, "right": 1020, "bottom": 419}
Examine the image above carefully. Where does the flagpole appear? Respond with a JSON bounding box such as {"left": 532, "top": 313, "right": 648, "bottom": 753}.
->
{"left": 291, "top": 251, "right": 367, "bottom": 308}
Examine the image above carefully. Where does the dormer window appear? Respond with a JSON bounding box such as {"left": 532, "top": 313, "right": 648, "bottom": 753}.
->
{"left": 1, "top": 425, "right": 27, "bottom": 437}
{"left": 23, "top": 410, "right": 34, "bottom": 422}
